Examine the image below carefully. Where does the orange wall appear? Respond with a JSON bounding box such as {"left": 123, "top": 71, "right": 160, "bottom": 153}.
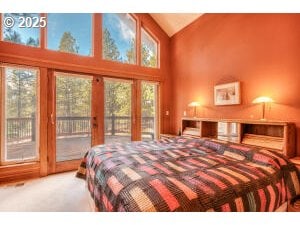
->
{"left": 170, "top": 14, "right": 300, "bottom": 155}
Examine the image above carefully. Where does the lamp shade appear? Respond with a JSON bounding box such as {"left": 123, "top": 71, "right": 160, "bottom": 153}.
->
{"left": 188, "top": 102, "right": 201, "bottom": 107}
{"left": 252, "top": 96, "right": 274, "bottom": 104}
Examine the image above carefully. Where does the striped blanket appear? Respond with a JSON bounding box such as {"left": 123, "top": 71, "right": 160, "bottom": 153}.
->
{"left": 78, "top": 137, "right": 300, "bottom": 212}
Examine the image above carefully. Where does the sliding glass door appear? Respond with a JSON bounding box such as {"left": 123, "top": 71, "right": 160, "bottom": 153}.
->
{"left": 55, "top": 73, "right": 92, "bottom": 162}
{"left": 104, "top": 78, "right": 132, "bottom": 144}
{"left": 1, "top": 66, "right": 39, "bottom": 164}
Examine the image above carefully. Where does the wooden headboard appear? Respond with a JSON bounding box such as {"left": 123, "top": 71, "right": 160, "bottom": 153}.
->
{"left": 181, "top": 117, "right": 296, "bottom": 158}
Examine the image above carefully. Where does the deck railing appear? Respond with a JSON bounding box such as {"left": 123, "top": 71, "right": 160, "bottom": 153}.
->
{"left": 7, "top": 115, "right": 155, "bottom": 142}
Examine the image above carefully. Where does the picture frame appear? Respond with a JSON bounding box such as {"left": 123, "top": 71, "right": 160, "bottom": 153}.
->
{"left": 214, "top": 81, "right": 241, "bottom": 105}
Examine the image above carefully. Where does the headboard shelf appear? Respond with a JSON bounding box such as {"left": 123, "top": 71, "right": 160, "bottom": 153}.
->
{"left": 181, "top": 117, "right": 296, "bottom": 158}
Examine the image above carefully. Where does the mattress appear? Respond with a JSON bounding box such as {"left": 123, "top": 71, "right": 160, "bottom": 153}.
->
{"left": 78, "top": 137, "right": 300, "bottom": 212}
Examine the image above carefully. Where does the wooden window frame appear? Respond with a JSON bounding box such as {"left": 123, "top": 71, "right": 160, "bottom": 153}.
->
{"left": 0, "top": 13, "right": 164, "bottom": 82}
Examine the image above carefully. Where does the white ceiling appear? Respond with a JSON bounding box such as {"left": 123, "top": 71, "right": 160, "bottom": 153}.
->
{"left": 150, "top": 13, "right": 203, "bottom": 37}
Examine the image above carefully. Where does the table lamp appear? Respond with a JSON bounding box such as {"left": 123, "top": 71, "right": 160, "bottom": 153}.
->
{"left": 252, "top": 96, "right": 274, "bottom": 120}
{"left": 188, "top": 102, "right": 200, "bottom": 117}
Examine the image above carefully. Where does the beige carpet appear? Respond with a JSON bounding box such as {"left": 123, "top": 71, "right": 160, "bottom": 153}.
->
{"left": 0, "top": 171, "right": 91, "bottom": 212}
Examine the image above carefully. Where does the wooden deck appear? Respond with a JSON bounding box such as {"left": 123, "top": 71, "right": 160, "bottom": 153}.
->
{"left": 6, "top": 134, "right": 153, "bottom": 162}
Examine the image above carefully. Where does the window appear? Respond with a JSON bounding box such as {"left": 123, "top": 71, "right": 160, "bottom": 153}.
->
{"left": 1, "top": 66, "right": 39, "bottom": 163}
{"left": 141, "top": 28, "right": 158, "bottom": 68}
{"left": 55, "top": 73, "right": 92, "bottom": 162}
{"left": 47, "top": 13, "right": 92, "bottom": 56}
{"left": 102, "top": 14, "right": 136, "bottom": 64}
{"left": 2, "top": 13, "right": 40, "bottom": 47}
{"left": 141, "top": 82, "right": 158, "bottom": 141}
{"left": 104, "top": 78, "right": 132, "bottom": 144}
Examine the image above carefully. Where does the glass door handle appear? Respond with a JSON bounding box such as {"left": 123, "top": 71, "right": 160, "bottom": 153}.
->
{"left": 50, "top": 113, "right": 55, "bottom": 125}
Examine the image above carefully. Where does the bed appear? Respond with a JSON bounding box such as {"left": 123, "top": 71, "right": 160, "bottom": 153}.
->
{"left": 77, "top": 136, "right": 300, "bottom": 212}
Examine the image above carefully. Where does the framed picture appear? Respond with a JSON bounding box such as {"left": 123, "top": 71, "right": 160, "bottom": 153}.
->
{"left": 214, "top": 82, "right": 241, "bottom": 105}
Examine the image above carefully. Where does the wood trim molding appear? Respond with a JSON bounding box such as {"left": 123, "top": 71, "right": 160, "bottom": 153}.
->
{"left": 0, "top": 66, "right": 4, "bottom": 164}
{"left": 39, "top": 67, "right": 48, "bottom": 176}
{"left": 92, "top": 76, "right": 104, "bottom": 146}
{"left": 55, "top": 159, "right": 82, "bottom": 173}
{"left": 132, "top": 80, "right": 142, "bottom": 141}
{"left": 0, "top": 162, "right": 40, "bottom": 185}
{"left": 47, "top": 69, "right": 56, "bottom": 174}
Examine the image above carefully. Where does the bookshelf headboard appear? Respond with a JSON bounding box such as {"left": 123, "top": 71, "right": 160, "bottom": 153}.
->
{"left": 181, "top": 117, "right": 296, "bottom": 158}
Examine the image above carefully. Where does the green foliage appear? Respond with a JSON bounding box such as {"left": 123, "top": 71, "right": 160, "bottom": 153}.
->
{"left": 56, "top": 76, "right": 91, "bottom": 117}
{"left": 6, "top": 69, "right": 37, "bottom": 118}
{"left": 58, "top": 32, "right": 79, "bottom": 54}
{"left": 104, "top": 81, "right": 131, "bottom": 117}
{"left": 125, "top": 38, "right": 136, "bottom": 64}
{"left": 142, "top": 83, "right": 156, "bottom": 117}
{"left": 4, "top": 29, "right": 22, "bottom": 44}
{"left": 26, "top": 37, "right": 39, "bottom": 47}
{"left": 103, "top": 28, "right": 121, "bottom": 61}
{"left": 103, "top": 28, "right": 131, "bottom": 117}
{"left": 55, "top": 33, "right": 90, "bottom": 117}
{"left": 142, "top": 44, "right": 157, "bottom": 68}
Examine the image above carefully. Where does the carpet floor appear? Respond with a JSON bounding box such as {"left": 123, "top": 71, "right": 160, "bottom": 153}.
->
{"left": 0, "top": 171, "right": 91, "bottom": 212}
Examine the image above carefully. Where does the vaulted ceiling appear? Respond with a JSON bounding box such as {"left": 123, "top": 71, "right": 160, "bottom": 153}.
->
{"left": 150, "top": 13, "right": 203, "bottom": 37}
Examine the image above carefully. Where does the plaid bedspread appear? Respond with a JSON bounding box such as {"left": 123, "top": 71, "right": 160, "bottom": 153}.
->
{"left": 77, "top": 137, "right": 300, "bottom": 212}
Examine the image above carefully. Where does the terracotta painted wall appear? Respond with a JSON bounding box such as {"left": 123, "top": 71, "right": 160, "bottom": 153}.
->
{"left": 170, "top": 14, "right": 300, "bottom": 155}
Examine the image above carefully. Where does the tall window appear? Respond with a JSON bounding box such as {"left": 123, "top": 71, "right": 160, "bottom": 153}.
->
{"left": 1, "top": 66, "right": 39, "bottom": 163}
{"left": 102, "top": 14, "right": 136, "bottom": 64}
{"left": 47, "top": 13, "right": 92, "bottom": 56}
{"left": 141, "top": 28, "right": 158, "bottom": 68}
{"left": 141, "top": 82, "right": 158, "bottom": 141}
{"left": 55, "top": 73, "right": 92, "bottom": 162}
{"left": 2, "top": 13, "right": 40, "bottom": 47}
{"left": 104, "top": 78, "right": 132, "bottom": 144}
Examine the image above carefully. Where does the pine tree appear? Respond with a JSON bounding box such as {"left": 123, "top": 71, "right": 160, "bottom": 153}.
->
{"left": 4, "top": 30, "right": 22, "bottom": 44}
{"left": 26, "top": 37, "right": 39, "bottom": 47}
{"left": 142, "top": 44, "right": 157, "bottom": 68}
{"left": 56, "top": 32, "right": 86, "bottom": 117}
{"left": 142, "top": 83, "right": 155, "bottom": 117}
{"left": 6, "top": 69, "right": 36, "bottom": 118}
{"left": 126, "top": 38, "right": 136, "bottom": 64}
{"left": 58, "top": 32, "right": 79, "bottom": 54}
{"left": 102, "top": 28, "right": 121, "bottom": 61}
